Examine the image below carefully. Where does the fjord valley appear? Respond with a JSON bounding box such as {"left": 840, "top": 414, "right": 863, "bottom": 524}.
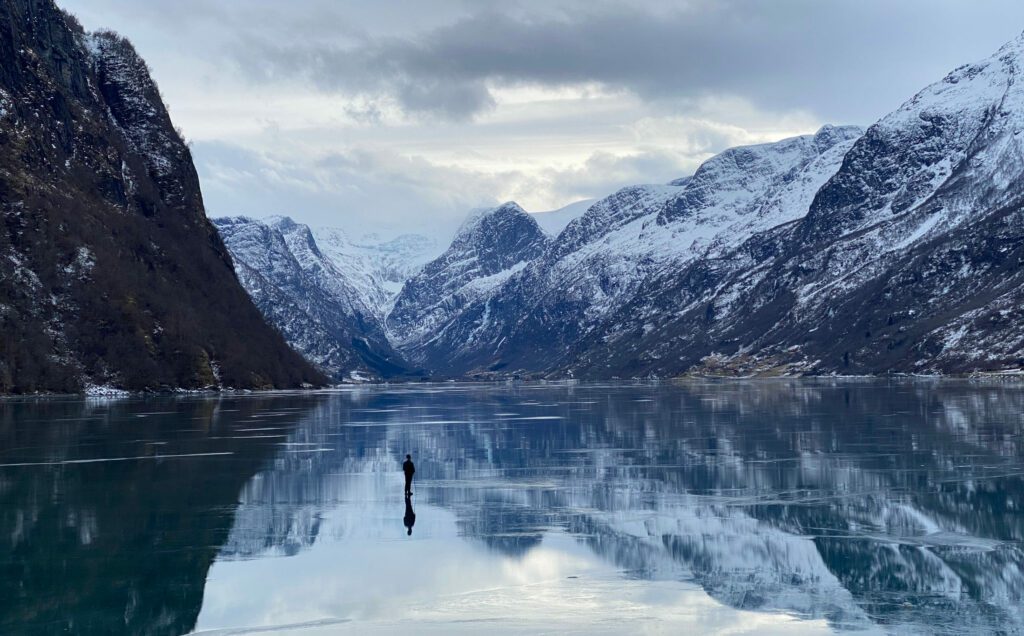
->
{"left": 4, "top": 2, "right": 1024, "bottom": 635}
{"left": 221, "top": 35, "right": 1024, "bottom": 383}
{"left": 4, "top": 0, "right": 1024, "bottom": 389}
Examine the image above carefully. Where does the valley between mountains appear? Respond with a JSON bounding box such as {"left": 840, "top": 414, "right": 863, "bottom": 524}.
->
{"left": 217, "top": 32, "right": 1024, "bottom": 381}
{"left": 4, "top": 0, "right": 1024, "bottom": 390}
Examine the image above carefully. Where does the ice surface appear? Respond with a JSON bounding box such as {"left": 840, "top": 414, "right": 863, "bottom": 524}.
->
{"left": 4, "top": 382, "right": 1023, "bottom": 634}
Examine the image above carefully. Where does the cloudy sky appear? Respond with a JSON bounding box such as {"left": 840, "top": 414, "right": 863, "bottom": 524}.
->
{"left": 62, "top": 0, "right": 1024, "bottom": 239}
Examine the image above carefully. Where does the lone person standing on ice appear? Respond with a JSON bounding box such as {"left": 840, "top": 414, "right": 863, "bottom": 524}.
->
{"left": 403, "top": 454, "right": 415, "bottom": 496}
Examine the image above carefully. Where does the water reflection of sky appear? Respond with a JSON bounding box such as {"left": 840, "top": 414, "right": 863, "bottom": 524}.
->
{"left": 198, "top": 489, "right": 837, "bottom": 635}
{"left": 192, "top": 381, "right": 1024, "bottom": 635}
{"left": 3, "top": 381, "right": 1024, "bottom": 634}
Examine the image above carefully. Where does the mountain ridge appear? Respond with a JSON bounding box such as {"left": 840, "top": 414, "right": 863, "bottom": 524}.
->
{"left": 211, "top": 31, "right": 1024, "bottom": 381}
{"left": 356, "top": 34, "right": 1024, "bottom": 379}
{"left": 389, "top": 125, "right": 863, "bottom": 376}
{"left": 387, "top": 201, "right": 549, "bottom": 363}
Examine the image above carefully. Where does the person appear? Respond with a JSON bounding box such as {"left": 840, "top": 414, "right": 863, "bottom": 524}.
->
{"left": 402, "top": 454, "right": 415, "bottom": 496}
{"left": 403, "top": 494, "right": 416, "bottom": 536}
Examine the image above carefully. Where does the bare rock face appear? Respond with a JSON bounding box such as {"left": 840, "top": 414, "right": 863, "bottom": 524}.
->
{"left": 0, "top": 0, "right": 324, "bottom": 392}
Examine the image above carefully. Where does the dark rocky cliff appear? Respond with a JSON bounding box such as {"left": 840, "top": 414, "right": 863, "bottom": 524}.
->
{"left": 0, "top": 0, "right": 325, "bottom": 392}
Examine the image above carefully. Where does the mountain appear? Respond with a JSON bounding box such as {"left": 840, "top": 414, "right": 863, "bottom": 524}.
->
{"left": 580, "top": 33, "right": 1024, "bottom": 378}
{"left": 398, "top": 126, "right": 863, "bottom": 376}
{"left": 0, "top": 0, "right": 323, "bottom": 392}
{"left": 209, "top": 32, "right": 1024, "bottom": 380}
{"left": 387, "top": 202, "right": 549, "bottom": 365}
{"left": 382, "top": 32, "right": 1024, "bottom": 378}
{"left": 213, "top": 216, "right": 415, "bottom": 381}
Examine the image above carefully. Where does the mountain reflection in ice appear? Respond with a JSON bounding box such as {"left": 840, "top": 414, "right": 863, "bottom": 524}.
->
{"left": 2, "top": 381, "right": 1024, "bottom": 634}
{"left": 204, "top": 381, "right": 1024, "bottom": 634}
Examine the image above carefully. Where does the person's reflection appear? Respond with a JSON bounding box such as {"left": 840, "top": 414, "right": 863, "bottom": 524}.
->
{"left": 403, "top": 494, "right": 416, "bottom": 536}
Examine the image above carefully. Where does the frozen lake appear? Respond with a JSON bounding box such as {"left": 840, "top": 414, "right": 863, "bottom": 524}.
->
{"left": 2, "top": 380, "right": 1024, "bottom": 634}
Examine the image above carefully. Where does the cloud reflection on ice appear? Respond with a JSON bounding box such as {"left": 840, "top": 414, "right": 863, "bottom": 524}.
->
{"left": 195, "top": 381, "right": 1024, "bottom": 634}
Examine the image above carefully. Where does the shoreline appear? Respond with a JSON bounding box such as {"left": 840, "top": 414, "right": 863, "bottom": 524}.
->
{"left": 3, "top": 371, "right": 1023, "bottom": 400}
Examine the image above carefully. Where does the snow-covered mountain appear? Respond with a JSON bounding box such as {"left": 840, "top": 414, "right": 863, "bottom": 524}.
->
{"left": 215, "top": 32, "right": 1024, "bottom": 380}
{"left": 398, "top": 125, "right": 863, "bottom": 375}
{"left": 311, "top": 228, "right": 439, "bottom": 320}
{"left": 387, "top": 202, "right": 549, "bottom": 363}
{"left": 579, "top": 32, "right": 1024, "bottom": 378}
{"left": 382, "top": 32, "right": 1024, "bottom": 378}
{"left": 213, "top": 216, "right": 417, "bottom": 380}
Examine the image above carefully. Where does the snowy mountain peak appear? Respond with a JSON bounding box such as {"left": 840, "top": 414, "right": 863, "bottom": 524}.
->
{"left": 811, "top": 124, "right": 864, "bottom": 148}
{"left": 271, "top": 217, "right": 328, "bottom": 266}
{"left": 659, "top": 125, "right": 863, "bottom": 227}
{"left": 444, "top": 201, "right": 547, "bottom": 273}
{"left": 266, "top": 215, "right": 300, "bottom": 232}
{"left": 388, "top": 201, "right": 548, "bottom": 355}
{"left": 801, "top": 32, "right": 1024, "bottom": 243}
{"left": 454, "top": 201, "right": 534, "bottom": 241}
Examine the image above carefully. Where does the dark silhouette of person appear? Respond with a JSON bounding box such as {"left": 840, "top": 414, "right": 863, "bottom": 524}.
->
{"left": 402, "top": 454, "right": 415, "bottom": 496}
{"left": 403, "top": 494, "right": 416, "bottom": 536}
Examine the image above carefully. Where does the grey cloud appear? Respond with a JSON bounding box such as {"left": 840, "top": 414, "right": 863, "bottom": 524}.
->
{"left": 58, "top": 0, "right": 1024, "bottom": 238}
{"left": 229, "top": 0, "right": 1024, "bottom": 122}
{"left": 394, "top": 78, "right": 495, "bottom": 121}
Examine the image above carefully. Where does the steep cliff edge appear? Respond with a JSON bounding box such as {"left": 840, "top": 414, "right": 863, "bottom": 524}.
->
{"left": 0, "top": 0, "right": 324, "bottom": 392}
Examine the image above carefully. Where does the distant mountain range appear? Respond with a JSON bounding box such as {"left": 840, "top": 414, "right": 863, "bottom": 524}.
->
{"left": 216, "top": 32, "right": 1024, "bottom": 380}
{"left": 213, "top": 216, "right": 436, "bottom": 380}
